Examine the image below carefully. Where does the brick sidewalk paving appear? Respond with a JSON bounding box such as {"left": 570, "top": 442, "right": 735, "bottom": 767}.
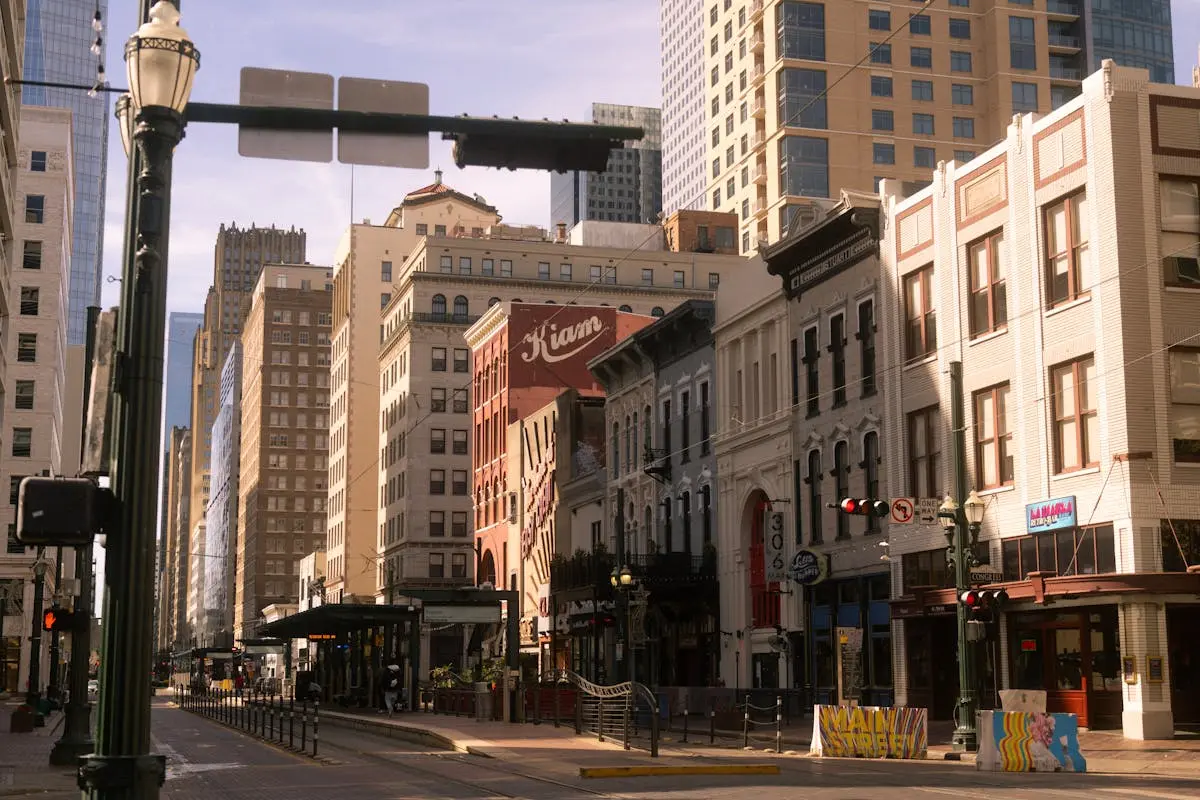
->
{"left": 0, "top": 704, "right": 77, "bottom": 799}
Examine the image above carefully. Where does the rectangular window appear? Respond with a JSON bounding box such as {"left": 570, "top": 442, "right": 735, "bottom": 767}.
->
{"left": 431, "top": 388, "right": 446, "bottom": 412}
{"left": 416, "top": 223, "right": 428, "bottom": 235}
{"left": 858, "top": 299, "right": 876, "bottom": 396}
{"left": 790, "top": 338, "right": 800, "bottom": 406}
{"left": 430, "top": 511, "right": 445, "bottom": 537}
{"left": 429, "top": 469, "right": 446, "bottom": 495}
{"left": 777, "top": 68, "right": 827, "bottom": 129}
{"left": 428, "top": 553, "right": 445, "bottom": 578}
{"left": 381, "top": 260, "right": 392, "bottom": 282}
{"left": 24, "top": 195, "right": 44, "bottom": 223}
{"left": 14, "top": 380, "right": 34, "bottom": 410}
{"left": 452, "top": 470, "right": 468, "bottom": 495}
{"left": 430, "top": 428, "right": 446, "bottom": 454}
{"left": 641, "top": 268, "right": 654, "bottom": 286}
{"left": 451, "top": 553, "right": 467, "bottom": 578}
{"left": 1160, "top": 178, "right": 1200, "bottom": 287}
{"left": 907, "top": 406, "right": 941, "bottom": 498}
{"left": 871, "top": 109, "right": 894, "bottom": 132}
{"left": 777, "top": 1, "right": 825, "bottom": 61}
{"left": 700, "top": 383, "right": 711, "bottom": 455}
{"left": 431, "top": 347, "right": 447, "bottom": 372}
{"left": 21, "top": 241, "right": 41, "bottom": 269}
{"left": 662, "top": 399, "right": 672, "bottom": 455}
{"left": 949, "top": 18, "right": 971, "bottom": 39}
{"left": 951, "top": 83, "right": 974, "bottom": 105}
{"left": 459, "top": 257, "right": 472, "bottom": 275}
{"left": 9, "top": 476, "right": 26, "bottom": 506}
{"left": 830, "top": 313, "right": 846, "bottom": 406}
{"left": 1001, "top": 525, "right": 1116, "bottom": 581}
{"left": 709, "top": 272, "right": 720, "bottom": 289}
{"left": 453, "top": 429, "right": 468, "bottom": 455}
{"left": 870, "top": 76, "right": 893, "bottom": 97}
{"left": 869, "top": 42, "right": 891, "bottom": 64}
{"left": 559, "top": 263, "right": 572, "bottom": 281}
{"left": 1012, "top": 81, "right": 1038, "bottom": 113}
{"left": 909, "top": 14, "right": 931, "bottom": 35}
{"left": 1045, "top": 191, "right": 1091, "bottom": 306}
{"left": 912, "top": 113, "right": 934, "bottom": 135}
{"left": 807, "top": 450, "right": 823, "bottom": 545}
{"left": 911, "top": 80, "right": 933, "bottom": 102}
{"left": 863, "top": 432, "right": 881, "bottom": 532}
{"left": 453, "top": 348, "right": 469, "bottom": 373}
{"left": 500, "top": 259, "right": 513, "bottom": 277}
{"left": 969, "top": 230, "right": 1007, "bottom": 337}
{"left": 11, "top": 428, "right": 32, "bottom": 458}
{"left": 439, "top": 255, "right": 452, "bottom": 273}
{"left": 1009, "top": 16, "right": 1036, "bottom": 70}
{"left": 950, "top": 50, "right": 973, "bottom": 73}
{"left": 674, "top": 270, "right": 685, "bottom": 288}
{"left": 953, "top": 117, "right": 975, "bottom": 139}
{"left": 680, "top": 390, "right": 691, "bottom": 461}
{"left": 20, "top": 287, "right": 39, "bottom": 316}
{"left": 873, "top": 143, "right": 895, "bottom": 165}
{"left": 538, "top": 262, "right": 550, "bottom": 280}
{"left": 1052, "top": 356, "right": 1098, "bottom": 473}
{"left": 804, "top": 326, "right": 819, "bottom": 416}
{"left": 30, "top": 150, "right": 46, "bottom": 171}
{"left": 834, "top": 441, "right": 850, "bottom": 539}
{"left": 434, "top": 224, "right": 446, "bottom": 236}
{"left": 1170, "top": 349, "right": 1200, "bottom": 462}
{"left": 452, "top": 389, "right": 468, "bottom": 413}
{"left": 954, "top": 150, "right": 977, "bottom": 163}
{"left": 779, "top": 136, "right": 829, "bottom": 198}
{"left": 452, "top": 511, "right": 468, "bottom": 537}
{"left": 914, "top": 146, "right": 936, "bottom": 168}
{"left": 481, "top": 258, "right": 494, "bottom": 276}
{"left": 868, "top": 9, "right": 890, "bottom": 30}
{"left": 910, "top": 46, "right": 932, "bottom": 68}
{"left": 975, "top": 384, "right": 1014, "bottom": 488}
{"left": 903, "top": 266, "right": 937, "bottom": 361}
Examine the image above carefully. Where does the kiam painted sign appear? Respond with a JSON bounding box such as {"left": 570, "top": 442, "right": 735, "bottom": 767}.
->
{"left": 1025, "top": 496, "right": 1076, "bottom": 534}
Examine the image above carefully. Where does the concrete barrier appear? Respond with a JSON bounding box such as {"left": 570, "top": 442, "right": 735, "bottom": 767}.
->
{"left": 976, "top": 710, "right": 1087, "bottom": 773}
{"left": 809, "top": 705, "right": 927, "bottom": 759}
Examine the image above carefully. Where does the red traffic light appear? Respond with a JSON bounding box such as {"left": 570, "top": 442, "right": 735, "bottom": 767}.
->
{"left": 960, "top": 590, "right": 982, "bottom": 608}
{"left": 837, "top": 498, "right": 892, "bottom": 517}
{"left": 839, "top": 498, "right": 862, "bottom": 514}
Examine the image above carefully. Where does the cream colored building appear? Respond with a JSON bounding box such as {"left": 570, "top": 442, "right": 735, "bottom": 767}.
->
{"left": 880, "top": 63, "right": 1200, "bottom": 739}
{"left": 710, "top": 257, "right": 793, "bottom": 689}
{"left": 0, "top": 0, "right": 26, "bottom": 460}
{"left": 327, "top": 173, "right": 501, "bottom": 603}
{"left": 1, "top": 106, "right": 72, "bottom": 694}
{"left": 159, "top": 425, "right": 191, "bottom": 653}
{"left": 236, "top": 264, "right": 333, "bottom": 641}
{"left": 705, "top": 0, "right": 1105, "bottom": 252}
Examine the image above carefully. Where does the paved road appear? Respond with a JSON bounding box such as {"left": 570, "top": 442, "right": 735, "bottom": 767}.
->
{"left": 156, "top": 703, "right": 1200, "bottom": 799}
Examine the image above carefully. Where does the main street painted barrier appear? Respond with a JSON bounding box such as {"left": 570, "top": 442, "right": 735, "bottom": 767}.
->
{"left": 976, "top": 710, "right": 1087, "bottom": 773}
{"left": 809, "top": 705, "right": 928, "bottom": 759}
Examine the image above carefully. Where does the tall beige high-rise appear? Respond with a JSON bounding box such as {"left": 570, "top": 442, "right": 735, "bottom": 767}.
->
{"left": 187, "top": 224, "right": 306, "bottom": 613}
{"left": 705, "top": 0, "right": 1095, "bottom": 251}
{"left": 0, "top": 0, "right": 26, "bottom": 462}
{"left": 159, "top": 426, "right": 191, "bottom": 652}
{"left": 325, "top": 173, "right": 500, "bottom": 603}
{"left": 235, "top": 264, "right": 333, "bottom": 640}
{"left": 1, "top": 105, "right": 73, "bottom": 694}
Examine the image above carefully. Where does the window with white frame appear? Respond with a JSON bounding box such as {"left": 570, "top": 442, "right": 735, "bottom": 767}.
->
{"left": 1161, "top": 178, "right": 1200, "bottom": 287}
{"left": 1169, "top": 348, "right": 1200, "bottom": 463}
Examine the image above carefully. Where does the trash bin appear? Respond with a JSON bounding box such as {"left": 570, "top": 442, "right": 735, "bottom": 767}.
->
{"left": 474, "top": 682, "right": 493, "bottom": 721}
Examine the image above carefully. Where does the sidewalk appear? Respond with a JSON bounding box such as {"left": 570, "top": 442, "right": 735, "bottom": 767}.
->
{"left": 320, "top": 705, "right": 1200, "bottom": 779}
{"left": 0, "top": 704, "right": 77, "bottom": 799}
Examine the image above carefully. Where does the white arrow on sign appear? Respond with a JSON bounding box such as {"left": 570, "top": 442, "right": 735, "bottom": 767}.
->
{"left": 917, "top": 498, "right": 941, "bottom": 525}
{"left": 890, "top": 498, "right": 916, "bottom": 525}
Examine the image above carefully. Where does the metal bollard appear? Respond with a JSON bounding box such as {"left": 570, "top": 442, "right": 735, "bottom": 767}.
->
{"left": 312, "top": 699, "right": 320, "bottom": 757}
{"left": 278, "top": 694, "right": 285, "bottom": 744}
{"left": 597, "top": 696, "right": 604, "bottom": 742}
{"left": 301, "top": 696, "right": 308, "bottom": 752}
{"left": 743, "top": 694, "right": 750, "bottom": 749}
{"left": 710, "top": 697, "right": 716, "bottom": 745}
{"left": 289, "top": 695, "right": 295, "bottom": 749}
{"left": 775, "top": 695, "right": 783, "bottom": 754}
{"left": 682, "top": 704, "right": 689, "bottom": 744}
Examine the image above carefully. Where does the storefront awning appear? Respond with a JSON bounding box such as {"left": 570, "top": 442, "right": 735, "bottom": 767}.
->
{"left": 256, "top": 603, "right": 419, "bottom": 639}
{"left": 892, "top": 570, "right": 1200, "bottom": 618}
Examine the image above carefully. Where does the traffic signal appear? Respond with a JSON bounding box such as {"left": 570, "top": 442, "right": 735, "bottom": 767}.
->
{"left": 42, "top": 606, "right": 83, "bottom": 632}
{"left": 446, "top": 131, "right": 621, "bottom": 173}
{"left": 837, "top": 498, "right": 890, "bottom": 517}
{"left": 16, "top": 476, "right": 104, "bottom": 546}
{"left": 960, "top": 589, "right": 1008, "bottom": 619}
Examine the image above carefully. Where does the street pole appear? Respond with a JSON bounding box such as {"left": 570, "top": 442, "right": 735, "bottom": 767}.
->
{"left": 47, "top": 549, "right": 63, "bottom": 704}
{"left": 949, "top": 361, "right": 978, "bottom": 752}
{"left": 26, "top": 548, "right": 48, "bottom": 722}
{"left": 51, "top": 304, "right": 101, "bottom": 764}
{"left": 80, "top": 3, "right": 190, "bottom": 795}
{"left": 613, "top": 488, "right": 626, "bottom": 683}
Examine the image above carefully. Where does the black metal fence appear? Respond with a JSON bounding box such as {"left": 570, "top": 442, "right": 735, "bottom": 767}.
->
{"left": 174, "top": 684, "right": 321, "bottom": 758}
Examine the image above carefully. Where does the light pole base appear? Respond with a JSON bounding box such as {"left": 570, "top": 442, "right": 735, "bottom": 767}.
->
{"left": 951, "top": 725, "right": 978, "bottom": 753}
{"left": 49, "top": 702, "right": 95, "bottom": 765}
{"left": 78, "top": 753, "right": 166, "bottom": 798}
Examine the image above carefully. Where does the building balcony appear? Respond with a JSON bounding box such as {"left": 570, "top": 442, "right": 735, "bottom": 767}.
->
{"left": 1048, "top": 34, "right": 1082, "bottom": 51}
{"left": 628, "top": 549, "right": 717, "bottom": 586}
{"left": 750, "top": 0, "right": 764, "bottom": 22}
{"left": 550, "top": 550, "right": 616, "bottom": 595}
{"left": 750, "top": 65, "right": 766, "bottom": 87}
{"left": 1049, "top": 64, "right": 1082, "bottom": 80}
{"left": 751, "top": 199, "right": 769, "bottom": 219}
{"left": 752, "top": 164, "right": 768, "bottom": 185}
{"left": 751, "top": 131, "right": 767, "bottom": 150}
{"left": 1045, "top": 0, "right": 1082, "bottom": 17}
{"left": 750, "top": 32, "right": 765, "bottom": 55}
{"left": 751, "top": 97, "right": 766, "bottom": 119}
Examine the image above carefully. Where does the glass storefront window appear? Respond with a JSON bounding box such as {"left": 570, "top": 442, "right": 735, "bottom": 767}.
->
{"left": 1001, "top": 525, "right": 1117, "bottom": 579}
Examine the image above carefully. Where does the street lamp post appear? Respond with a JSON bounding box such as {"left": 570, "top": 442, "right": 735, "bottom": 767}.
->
{"left": 609, "top": 566, "right": 635, "bottom": 683}
{"left": 78, "top": 4, "right": 199, "bottom": 798}
{"left": 26, "top": 551, "right": 49, "bottom": 722}
{"left": 938, "top": 487, "right": 986, "bottom": 753}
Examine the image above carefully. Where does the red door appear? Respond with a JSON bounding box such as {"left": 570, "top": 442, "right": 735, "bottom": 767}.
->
{"left": 747, "top": 497, "right": 780, "bottom": 629}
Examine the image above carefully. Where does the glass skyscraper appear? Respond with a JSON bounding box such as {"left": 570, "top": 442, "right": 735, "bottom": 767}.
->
{"left": 23, "top": 0, "right": 110, "bottom": 345}
{"left": 1088, "top": 0, "right": 1174, "bottom": 84}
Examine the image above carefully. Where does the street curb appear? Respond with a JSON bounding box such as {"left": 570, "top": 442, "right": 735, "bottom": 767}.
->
{"left": 318, "top": 711, "right": 469, "bottom": 755}
{"left": 579, "top": 763, "right": 781, "bottom": 778}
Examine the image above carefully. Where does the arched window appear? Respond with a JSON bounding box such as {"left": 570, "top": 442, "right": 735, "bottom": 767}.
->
{"left": 834, "top": 441, "right": 850, "bottom": 540}
{"left": 624, "top": 414, "right": 632, "bottom": 474}
{"left": 651, "top": 306, "right": 665, "bottom": 317}
{"left": 643, "top": 404, "right": 651, "bottom": 451}
{"left": 632, "top": 411, "right": 639, "bottom": 469}
{"left": 863, "top": 431, "right": 881, "bottom": 533}
{"left": 431, "top": 294, "right": 446, "bottom": 315}
{"left": 511, "top": 298, "right": 522, "bottom": 303}
{"left": 488, "top": 297, "right": 501, "bottom": 307}
{"left": 545, "top": 300, "right": 556, "bottom": 304}
{"left": 644, "top": 506, "right": 653, "bottom": 554}
{"left": 612, "top": 422, "right": 620, "bottom": 475}
{"left": 453, "top": 295, "right": 469, "bottom": 318}
{"left": 807, "top": 450, "right": 823, "bottom": 545}
{"left": 619, "top": 304, "right": 633, "bottom": 312}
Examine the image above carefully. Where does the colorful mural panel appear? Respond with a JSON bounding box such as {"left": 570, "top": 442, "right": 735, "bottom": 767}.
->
{"left": 809, "top": 705, "right": 928, "bottom": 759}
{"left": 976, "top": 710, "right": 1087, "bottom": 773}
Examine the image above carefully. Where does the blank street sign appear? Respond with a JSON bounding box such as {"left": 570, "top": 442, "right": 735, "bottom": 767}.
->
{"left": 337, "top": 77, "right": 429, "bottom": 169}
{"left": 238, "top": 67, "right": 334, "bottom": 163}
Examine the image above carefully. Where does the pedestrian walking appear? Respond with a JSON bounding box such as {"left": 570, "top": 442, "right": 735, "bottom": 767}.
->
{"left": 383, "top": 664, "right": 401, "bottom": 717}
